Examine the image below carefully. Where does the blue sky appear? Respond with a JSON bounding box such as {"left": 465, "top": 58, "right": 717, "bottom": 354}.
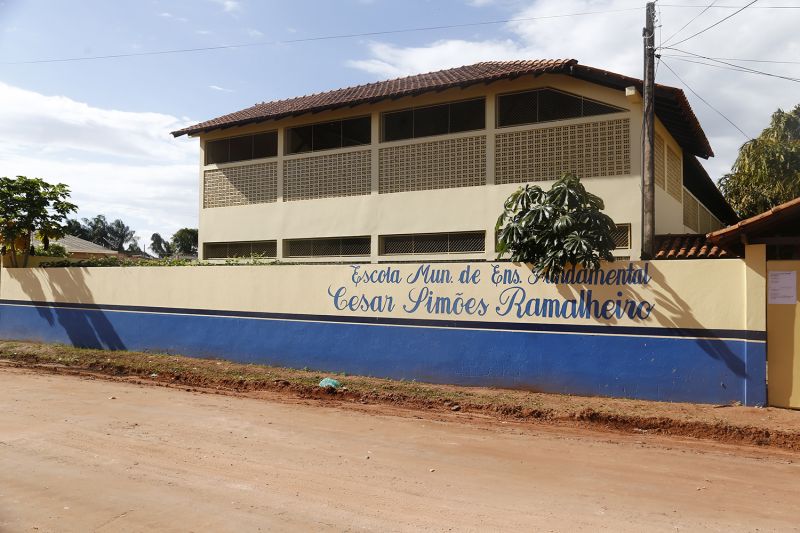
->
{"left": 1, "top": 0, "right": 798, "bottom": 252}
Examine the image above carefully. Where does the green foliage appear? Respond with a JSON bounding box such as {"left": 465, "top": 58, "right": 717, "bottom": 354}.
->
{"left": 719, "top": 104, "right": 800, "bottom": 218}
{"left": 38, "top": 255, "right": 280, "bottom": 268}
{"left": 66, "top": 214, "right": 139, "bottom": 252}
{"left": 170, "top": 228, "right": 198, "bottom": 256}
{"left": 39, "top": 256, "right": 196, "bottom": 268}
{"left": 150, "top": 232, "right": 173, "bottom": 258}
{"left": 496, "top": 173, "right": 617, "bottom": 277}
{"left": 0, "top": 176, "right": 77, "bottom": 267}
{"left": 125, "top": 240, "right": 144, "bottom": 255}
{"left": 34, "top": 243, "right": 68, "bottom": 257}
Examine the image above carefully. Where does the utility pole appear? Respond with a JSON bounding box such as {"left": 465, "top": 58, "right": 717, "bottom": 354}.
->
{"left": 641, "top": 1, "right": 656, "bottom": 259}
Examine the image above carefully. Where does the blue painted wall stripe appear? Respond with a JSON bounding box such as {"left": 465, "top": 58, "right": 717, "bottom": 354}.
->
{"left": 0, "top": 302, "right": 767, "bottom": 406}
{"left": 0, "top": 299, "right": 766, "bottom": 342}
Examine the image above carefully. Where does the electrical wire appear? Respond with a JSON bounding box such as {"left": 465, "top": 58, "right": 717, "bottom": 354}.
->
{"left": 663, "top": 53, "right": 800, "bottom": 65}
{"left": 0, "top": 6, "right": 645, "bottom": 65}
{"left": 660, "top": 60, "right": 751, "bottom": 139}
{"left": 662, "top": 47, "right": 800, "bottom": 82}
{"left": 662, "top": 0, "right": 718, "bottom": 46}
{"left": 660, "top": 3, "right": 800, "bottom": 8}
{"left": 666, "top": 0, "right": 759, "bottom": 47}
{"left": 661, "top": 55, "right": 773, "bottom": 77}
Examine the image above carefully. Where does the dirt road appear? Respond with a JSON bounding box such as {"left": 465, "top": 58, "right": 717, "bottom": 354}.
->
{"left": 0, "top": 368, "right": 798, "bottom": 532}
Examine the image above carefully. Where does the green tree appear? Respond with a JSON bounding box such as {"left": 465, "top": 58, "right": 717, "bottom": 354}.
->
{"left": 65, "top": 214, "right": 139, "bottom": 252}
{"left": 150, "top": 233, "right": 173, "bottom": 258}
{"left": 125, "top": 239, "right": 144, "bottom": 255}
{"left": 0, "top": 176, "right": 77, "bottom": 267}
{"left": 170, "top": 228, "right": 198, "bottom": 256}
{"left": 719, "top": 104, "right": 800, "bottom": 218}
{"left": 105, "top": 219, "right": 136, "bottom": 252}
{"left": 64, "top": 218, "right": 87, "bottom": 239}
{"left": 496, "top": 173, "right": 617, "bottom": 278}
{"left": 81, "top": 214, "right": 110, "bottom": 245}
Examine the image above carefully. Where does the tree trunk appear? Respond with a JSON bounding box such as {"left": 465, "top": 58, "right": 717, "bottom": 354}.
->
{"left": 21, "top": 232, "right": 31, "bottom": 268}
{"left": 8, "top": 243, "right": 18, "bottom": 268}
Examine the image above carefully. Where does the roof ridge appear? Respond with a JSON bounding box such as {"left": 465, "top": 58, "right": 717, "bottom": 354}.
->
{"left": 251, "top": 59, "right": 573, "bottom": 108}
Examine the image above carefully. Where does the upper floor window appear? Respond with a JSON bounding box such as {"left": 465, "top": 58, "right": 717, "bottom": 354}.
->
{"left": 205, "top": 131, "right": 278, "bottom": 165}
{"left": 496, "top": 88, "right": 625, "bottom": 128}
{"left": 382, "top": 98, "right": 485, "bottom": 142}
{"left": 286, "top": 116, "right": 371, "bottom": 155}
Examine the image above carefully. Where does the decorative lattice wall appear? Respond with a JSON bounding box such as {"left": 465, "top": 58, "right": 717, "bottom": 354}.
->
{"left": 666, "top": 146, "right": 682, "bottom": 201}
{"left": 203, "top": 162, "right": 278, "bottom": 208}
{"left": 655, "top": 134, "right": 666, "bottom": 190}
{"left": 495, "top": 118, "right": 630, "bottom": 184}
{"left": 683, "top": 193, "right": 699, "bottom": 231}
{"left": 378, "top": 136, "right": 486, "bottom": 194}
{"left": 283, "top": 150, "right": 371, "bottom": 202}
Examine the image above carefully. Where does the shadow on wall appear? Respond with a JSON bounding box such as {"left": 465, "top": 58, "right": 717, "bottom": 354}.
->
{"left": 547, "top": 262, "right": 746, "bottom": 378}
{"left": 8, "top": 267, "right": 126, "bottom": 351}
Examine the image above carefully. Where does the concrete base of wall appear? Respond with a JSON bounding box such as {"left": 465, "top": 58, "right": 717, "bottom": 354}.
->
{"left": 0, "top": 301, "right": 766, "bottom": 406}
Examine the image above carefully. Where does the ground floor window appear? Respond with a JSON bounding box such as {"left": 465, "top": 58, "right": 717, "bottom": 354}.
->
{"left": 283, "top": 236, "right": 371, "bottom": 258}
{"left": 203, "top": 240, "right": 277, "bottom": 260}
{"left": 380, "top": 231, "right": 485, "bottom": 255}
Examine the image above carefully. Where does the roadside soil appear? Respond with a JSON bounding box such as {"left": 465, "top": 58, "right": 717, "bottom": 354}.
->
{"left": 1, "top": 367, "right": 799, "bottom": 532}
{"left": 1, "top": 340, "right": 799, "bottom": 451}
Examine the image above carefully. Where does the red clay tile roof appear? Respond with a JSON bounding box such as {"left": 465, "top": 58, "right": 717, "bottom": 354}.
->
{"left": 173, "top": 60, "right": 570, "bottom": 137}
{"left": 654, "top": 234, "right": 736, "bottom": 260}
{"left": 708, "top": 196, "right": 800, "bottom": 243}
{"left": 171, "top": 60, "right": 713, "bottom": 158}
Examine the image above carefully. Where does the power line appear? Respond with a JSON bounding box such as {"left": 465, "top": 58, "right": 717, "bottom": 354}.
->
{"left": 660, "top": 59, "right": 751, "bottom": 139}
{"left": 663, "top": 53, "right": 800, "bottom": 65}
{"left": 662, "top": 54, "right": 769, "bottom": 74}
{"left": 660, "top": 3, "right": 800, "bottom": 8}
{"left": 662, "top": 0, "right": 718, "bottom": 46}
{"left": 0, "top": 6, "right": 645, "bottom": 65}
{"left": 666, "top": 0, "right": 759, "bottom": 47}
{"left": 662, "top": 47, "right": 800, "bottom": 82}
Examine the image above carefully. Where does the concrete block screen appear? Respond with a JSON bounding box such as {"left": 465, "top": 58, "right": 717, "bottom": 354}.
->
{"left": 0, "top": 260, "right": 766, "bottom": 405}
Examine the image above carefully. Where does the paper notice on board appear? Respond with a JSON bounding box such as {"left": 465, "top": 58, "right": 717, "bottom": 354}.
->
{"left": 768, "top": 271, "right": 797, "bottom": 304}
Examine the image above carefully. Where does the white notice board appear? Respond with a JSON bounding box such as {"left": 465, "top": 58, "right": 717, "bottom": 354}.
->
{"left": 768, "top": 271, "right": 797, "bottom": 305}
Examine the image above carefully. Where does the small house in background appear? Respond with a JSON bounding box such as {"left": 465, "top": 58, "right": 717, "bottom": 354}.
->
{"left": 34, "top": 235, "right": 119, "bottom": 260}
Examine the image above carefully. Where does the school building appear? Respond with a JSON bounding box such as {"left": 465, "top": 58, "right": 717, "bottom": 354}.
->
{"left": 172, "top": 59, "right": 737, "bottom": 262}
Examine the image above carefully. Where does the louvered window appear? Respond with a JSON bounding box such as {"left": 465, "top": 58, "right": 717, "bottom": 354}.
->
{"left": 203, "top": 240, "right": 277, "bottom": 259}
{"left": 286, "top": 117, "right": 371, "bottom": 155}
{"left": 611, "top": 224, "right": 632, "bottom": 249}
{"left": 284, "top": 237, "right": 371, "bottom": 258}
{"left": 497, "top": 88, "right": 625, "bottom": 128}
{"left": 380, "top": 231, "right": 485, "bottom": 255}
{"left": 205, "top": 132, "right": 278, "bottom": 165}
{"left": 381, "top": 98, "right": 485, "bottom": 142}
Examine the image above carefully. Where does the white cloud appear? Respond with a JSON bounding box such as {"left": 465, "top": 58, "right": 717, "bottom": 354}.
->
{"left": 348, "top": 39, "right": 529, "bottom": 78}
{"left": 347, "top": 0, "right": 800, "bottom": 181}
{"left": 246, "top": 28, "right": 264, "bottom": 38}
{"left": 0, "top": 81, "right": 198, "bottom": 244}
{"left": 211, "top": 0, "right": 241, "bottom": 13}
{"left": 159, "top": 11, "right": 188, "bottom": 22}
{"left": 208, "top": 84, "right": 234, "bottom": 92}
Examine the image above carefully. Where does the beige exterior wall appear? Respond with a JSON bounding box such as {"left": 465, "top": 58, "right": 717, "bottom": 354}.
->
{"left": 0, "top": 260, "right": 747, "bottom": 331}
{"left": 193, "top": 73, "right": 716, "bottom": 262}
